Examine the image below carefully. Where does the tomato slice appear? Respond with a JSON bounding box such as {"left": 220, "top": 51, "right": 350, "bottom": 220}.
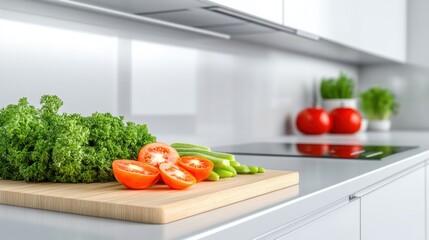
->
{"left": 112, "top": 160, "right": 160, "bottom": 190}
{"left": 177, "top": 156, "right": 214, "bottom": 182}
{"left": 138, "top": 142, "right": 179, "bottom": 168}
{"left": 159, "top": 162, "right": 196, "bottom": 190}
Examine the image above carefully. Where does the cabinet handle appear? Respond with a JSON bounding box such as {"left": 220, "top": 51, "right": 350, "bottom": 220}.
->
{"left": 349, "top": 194, "right": 358, "bottom": 201}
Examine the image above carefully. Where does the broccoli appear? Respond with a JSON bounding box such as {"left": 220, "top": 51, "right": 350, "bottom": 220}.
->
{"left": 0, "top": 95, "right": 156, "bottom": 183}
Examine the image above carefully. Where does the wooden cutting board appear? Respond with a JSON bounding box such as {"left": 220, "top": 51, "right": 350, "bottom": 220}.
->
{"left": 0, "top": 170, "right": 298, "bottom": 224}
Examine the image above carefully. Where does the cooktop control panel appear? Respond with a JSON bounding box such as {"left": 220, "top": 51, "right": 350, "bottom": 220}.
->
{"left": 214, "top": 143, "right": 418, "bottom": 160}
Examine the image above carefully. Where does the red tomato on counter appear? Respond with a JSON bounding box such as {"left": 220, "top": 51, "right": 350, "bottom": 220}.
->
{"left": 296, "top": 108, "right": 331, "bottom": 135}
{"left": 138, "top": 142, "right": 179, "bottom": 168}
{"left": 112, "top": 160, "right": 160, "bottom": 189}
{"left": 329, "top": 108, "right": 361, "bottom": 134}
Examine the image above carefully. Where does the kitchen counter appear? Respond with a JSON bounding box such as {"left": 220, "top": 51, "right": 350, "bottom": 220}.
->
{"left": 1, "top": 131, "right": 429, "bottom": 239}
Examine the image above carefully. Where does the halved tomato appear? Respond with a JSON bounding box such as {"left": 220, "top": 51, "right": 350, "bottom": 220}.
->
{"left": 112, "top": 160, "right": 160, "bottom": 190}
{"left": 138, "top": 142, "right": 179, "bottom": 168}
{"left": 159, "top": 162, "right": 196, "bottom": 190}
{"left": 177, "top": 156, "right": 214, "bottom": 182}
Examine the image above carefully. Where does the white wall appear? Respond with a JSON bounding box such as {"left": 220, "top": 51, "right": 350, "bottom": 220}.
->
{"left": 0, "top": 16, "right": 118, "bottom": 115}
{"left": 0, "top": 0, "right": 357, "bottom": 145}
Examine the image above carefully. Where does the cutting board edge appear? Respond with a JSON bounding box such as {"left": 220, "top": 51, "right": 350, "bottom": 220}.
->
{"left": 156, "top": 171, "right": 300, "bottom": 223}
{"left": 0, "top": 190, "right": 164, "bottom": 223}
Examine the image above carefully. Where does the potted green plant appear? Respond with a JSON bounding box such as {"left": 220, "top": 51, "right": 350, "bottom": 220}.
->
{"left": 320, "top": 72, "right": 357, "bottom": 111}
{"left": 359, "top": 87, "right": 399, "bottom": 131}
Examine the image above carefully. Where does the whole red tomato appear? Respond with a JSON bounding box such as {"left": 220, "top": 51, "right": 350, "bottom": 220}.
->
{"left": 330, "top": 108, "right": 361, "bottom": 134}
{"left": 296, "top": 108, "right": 331, "bottom": 135}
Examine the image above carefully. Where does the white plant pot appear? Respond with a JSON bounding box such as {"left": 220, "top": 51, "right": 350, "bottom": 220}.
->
{"left": 322, "top": 98, "right": 357, "bottom": 112}
{"left": 368, "top": 120, "right": 391, "bottom": 131}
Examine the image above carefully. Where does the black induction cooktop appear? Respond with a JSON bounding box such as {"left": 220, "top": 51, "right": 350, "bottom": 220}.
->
{"left": 214, "top": 143, "right": 418, "bottom": 160}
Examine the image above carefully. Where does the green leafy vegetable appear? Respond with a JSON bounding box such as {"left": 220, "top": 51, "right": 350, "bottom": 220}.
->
{"left": 320, "top": 72, "right": 355, "bottom": 99}
{"left": 359, "top": 87, "right": 399, "bottom": 120}
{"left": 0, "top": 95, "right": 156, "bottom": 183}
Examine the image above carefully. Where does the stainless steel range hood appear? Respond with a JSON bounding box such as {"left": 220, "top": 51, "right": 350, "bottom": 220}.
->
{"left": 204, "top": 7, "right": 296, "bottom": 34}
{"left": 40, "top": 0, "right": 396, "bottom": 64}
{"left": 41, "top": 0, "right": 231, "bottom": 39}
{"left": 138, "top": 6, "right": 309, "bottom": 38}
{"left": 43, "top": 0, "right": 315, "bottom": 39}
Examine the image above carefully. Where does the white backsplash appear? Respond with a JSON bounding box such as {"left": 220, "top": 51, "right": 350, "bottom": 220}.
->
{"left": 0, "top": 0, "right": 358, "bottom": 144}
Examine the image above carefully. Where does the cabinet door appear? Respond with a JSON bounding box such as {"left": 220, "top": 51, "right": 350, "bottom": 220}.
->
{"left": 279, "top": 200, "right": 360, "bottom": 240}
{"left": 426, "top": 164, "right": 429, "bottom": 240}
{"left": 283, "top": 0, "right": 406, "bottom": 62}
{"left": 207, "top": 0, "right": 283, "bottom": 24}
{"left": 361, "top": 167, "right": 425, "bottom": 240}
{"left": 408, "top": 0, "right": 429, "bottom": 68}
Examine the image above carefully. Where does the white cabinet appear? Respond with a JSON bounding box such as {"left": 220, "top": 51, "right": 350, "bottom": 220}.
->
{"left": 407, "top": 0, "right": 429, "bottom": 68}
{"left": 360, "top": 167, "right": 426, "bottom": 240}
{"left": 279, "top": 200, "right": 360, "bottom": 240}
{"left": 208, "top": 0, "right": 406, "bottom": 62}
{"left": 426, "top": 164, "right": 429, "bottom": 240}
{"left": 207, "top": 0, "right": 283, "bottom": 24}
{"left": 283, "top": 0, "right": 407, "bottom": 62}
{"left": 276, "top": 165, "right": 426, "bottom": 240}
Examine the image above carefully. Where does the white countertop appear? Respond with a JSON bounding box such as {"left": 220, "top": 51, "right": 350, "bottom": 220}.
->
{"left": 1, "top": 131, "right": 429, "bottom": 239}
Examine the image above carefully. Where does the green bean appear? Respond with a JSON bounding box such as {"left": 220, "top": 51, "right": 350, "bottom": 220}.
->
{"left": 222, "top": 165, "right": 237, "bottom": 176}
{"left": 171, "top": 143, "right": 211, "bottom": 151}
{"left": 178, "top": 152, "right": 230, "bottom": 168}
{"left": 205, "top": 171, "right": 220, "bottom": 181}
{"left": 171, "top": 143, "right": 266, "bottom": 176}
{"left": 175, "top": 148, "right": 235, "bottom": 161}
{"left": 229, "top": 161, "right": 241, "bottom": 167}
{"left": 247, "top": 166, "right": 259, "bottom": 174}
{"left": 233, "top": 165, "right": 250, "bottom": 174}
{"left": 213, "top": 168, "right": 234, "bottom": 178}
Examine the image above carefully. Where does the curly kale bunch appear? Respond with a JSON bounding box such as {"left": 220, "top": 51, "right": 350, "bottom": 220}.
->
{"left": 0, "top": 95, "right": 156, "bottom": 183}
